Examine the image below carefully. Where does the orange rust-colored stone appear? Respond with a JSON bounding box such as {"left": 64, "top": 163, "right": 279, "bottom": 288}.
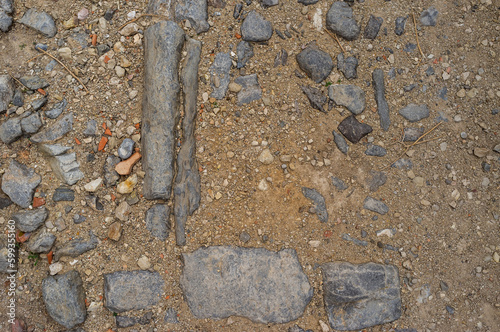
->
{"left": 32, "top": 197, "right": 45, "bottom": 208}
{"left": 115, "top": 152, "right": 141, "bottom": 175}
{"left": 98, "top": 136, "right": 108, "bottom": 151}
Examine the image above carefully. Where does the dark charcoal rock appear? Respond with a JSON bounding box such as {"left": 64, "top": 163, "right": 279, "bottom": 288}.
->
{"left": 2, "top": 160, "right": 42, "bottom": 208}
{"left": 302, "top": 187, "right": 328, "bottom": 223}
{"left": 399, "top": 104, "right": 430, "bottom": 122}
{"left": 332, "top": 130, "right": 349, "bottom": 154}
{"left": 42, "top": 270, "right": 87, "bottom": 329}
{"left": 180, "top": 246, "right": 313, "bottom": 323}
{"left": 241, "top": 10, "right": 272, "bottom": 42}
{"left": 261, "top": 0, "right": 278, "bottom": 7}
{"left": 328, "top": 84, "right": 365, "bottom": 115}
{"left": 337, "top": 53, "right": 358, "bottom": 80}
{"left": 28, "top": 228, "right": 56, "bottom": 253}
{"left": 11, "top": 207, "right": 48, "bottom": 232}
{"left": 0, "top": 194, "right": 13, "bottom": 209}
{"left": 0, "top": 117, "right": 22, "bottom": 144}
{"left": 104, "top": 9, "right": 116, "bottom": 21}
{"left": 365, "top": 144, "right": 387, "bottom": 157}
{"left": 103, "top": 155, "right": 120, "bottom": 187}
{"left": 341, "top": 233, "right": 368, "bottom": 246}
{"left": 363, "top": 196, "right": 389, "bottom": 214}
{"left": 300, "top": 85, "right": 327, "bottom": 113}
{"left": 21, "top": 112, "right": 42, "bottom": 134}
{"left": 12, "top": 89, "right": 24, "bottom": 107}
{"left": 104, "top": 270, "right": 164, "bottom": 313}
{"left": 391, "top": 158, "right": 413, "bottom": 169}
{"left": 367, "top": 171, "right": 387, "bottom": 192}
{"left": 403, "top": 127, "right": 424, "bottom": 142}
{"left": 73, "top": 214, "right": 86, "bottom": 224}
{"left": 425, "top": 66, "right": 435, "bottom": 76}
{"left": 18, "top": 9, "right": 57, "bottom": 37}
{"left": 45, "top": 98, "right": 67, "bottom": 119}
{"left": 296, "top": 42, "right": 333, "bottom": 83}
{"left": 19, "top": 76, "right": 49, "bottom": 90}
{"left": 31, "top": 97, "right": 48, "bottom": 111}
{"left": 233, "top": 3, "right": 243, "bottom": 19}
{"left": 118, "top": 138, "right": 135, "bottom": 160}
{"left": 298, "top": 0, "right": 319, "bottom": 5}
{"left": 338, "top": 115, "right": 372, "bottom": 144}
{"left": 0, "top": 75, "right": 14, "bottom": 112}
{"left": 96, "top": 44, "right": 110, "bottom": 56}
{"left": 31, "top": 113, "right": 73, "bottom": 143}
{"left": 322, "top": 262, "right": 401, "bottom": 330}
{"left": 364, "top": 15, "right": 383, "bottom": 40}
{"left": 236, "top": 41, "right": 254, "bottom": 69}
{"left": 164, "top": 308, "right": 179, "bottom": 323}
{"left": 209, "top": 52, "right": 232, "bottom": 100}
{"left": 395, "top": 16, "right": 407, "bottom": 35}
{"left": 175, "top": 0, "right": 209, "bottom": 33}
{"left": 331, "top": 176, "right": 348, "bottom": 191}
{"left": 373, "top": 69, "right": 390, "bottom": 131}
{"left": 146, "top": 204, "right": 171, "bottom": 241}
{"left": 274, "top": 49, "right": 288, "bottom": 67}
{"left": 326, "top": 1, "right": 360, "bottom": 40}
{"left": 54, "top": 231, "right": 98, "bottom": 261}
{"left": 142, "top": 21, "right": 185, "bottom": 200}
{"left": 235, "top": 74, "right": 262, "bottom": 105}
{"left": 53, "top": 187, "right": 75, "bottom": 202}
{"left": 420, "top": 7, "right": 438, "bottom": 26}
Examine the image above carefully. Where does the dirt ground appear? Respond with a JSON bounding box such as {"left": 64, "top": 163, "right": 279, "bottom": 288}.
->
{"left": 1, "top": 0, "right": 499, "bottom": 331}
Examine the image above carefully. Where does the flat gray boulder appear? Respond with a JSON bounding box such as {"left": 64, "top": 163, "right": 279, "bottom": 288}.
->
{"left": 322, "top": 262, "right": 401, "bottom": 330}
{"left": 0, "top": 117, "right": 22, "bottom": 144}
{"left": 19, "top": 8, "right": 57, "bottom": 37}
{"left": 145, "top": 204, "right": 171, "bottom": 240}
{"left": 180, "top": 246, "right": 313, "bottom": 323}
{"left": 2, "top": 159, "right": 41, "bottom": 208}
{"left": 104, "top": 270, "right": 164, "bottom": 313}
{"left": 328, "top": 84, "right": 365, "bottom": 115}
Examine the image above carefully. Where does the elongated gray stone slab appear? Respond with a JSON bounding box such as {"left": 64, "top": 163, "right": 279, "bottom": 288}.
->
{"left": 322, "top": 262, "right": 401, "bottom": 330}
{"left": 174, "top": 38, "right": 201, "bottom": 246}
{"left": 373, "top": 69, "right": 390, "bottom": 131}
{"left": 30, "top": 113, "right": 73, "bottom": 143}
{"left": 142, "top": 21, "right": 185, "bottom": 200}
{"left": 180, "top": 246, "right": 313, "bottom": 323}
{"left": 54, "top": 231, "right": 98, "bottom": 261}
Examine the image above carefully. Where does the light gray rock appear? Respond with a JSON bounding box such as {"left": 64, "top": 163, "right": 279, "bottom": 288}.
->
{"left": 241, "top": 10, "right": 273, "bottom": 42}
{"left": 420, "top": 7, "right": 438, "bottom": 26}
{"left": 0, "top": 117, "right": 22, "bottom": 144}
{"left": 31, "top": 113, "right": 73, "bottom": 143}
{"left": 364, "top": 15, "right": 383, "bottom": 40}
{"left": 326, "top": 1, "right": 360, "bottom": 41}
{"left": 0, "top": 75, "right": 14, "bottom": 112}
{"left": 146, "top": 204, "right": 171, "bottom": 241}
{"left": 83, "top": 119, "right": 97, "bottom": 136}
{"left": 0, "top": 8, "right": 13, "bottom": 32}
{"left": 363, "top": 196, "right": 389, "bottom": 214}
{"left": 40, "top": 145, "right": 83, "bottom": 185}
{"left": 180, "top": 246, "right": 313, "bottom": 323}
{"left": 18, "top": 8, "right": 57, "bottom": 37}
{"left": 365, "top": 144, "right": 387, "bottom": 157}
{"left": 236, "top": 40, "right": 254, "bottom": 69}
{"left": 322, "top": 262, "right": 401, "bottom": 330}
{"left": 332, "top": 130, "right": 349, "bottom": 154}
{"left": 45, "top": 98, "right": 67, "bottom": 119}
{"left": 31, "top": 96, "right": 48, "bottom": 111}
{"left": 2, "top": 160, "right": 41, "bottom": 208}
{"left": 209, "top": 52, "right": 232, "bottom": 100}
{"left": 39, "top": 143, "right": 72, "bottom": 156}
{"left": 54, "top": 231, "right": 98, "bottom": 261}
{"left": 28, "top": 228, "right": 56, "bottom": 253}
{"left": 1, "top": 0, "right": 13, "bottom": 14}
{"left": 11, "top": 207, "right": 48, "bottom": 233}
{"left": 331, "top": 176, "right": 348, "bottom": 191}
{"left": 302, "top": 187, "right": 328, "bottom": 223}
{"left": 373, "top": 69, "right": 390, "bottom": 131}
{"left": 164, "top": 308, "right": 179, "bottom": 323}
{"left": 175, "top": 0, "right": 209, "bottom": 33}
{"left": 19, "top": 76, "right": 49, "bottom": 90}
{"left": 367, "top": 171, "right": 387, "bottom": 192}
{"left": 328, "top": 85, "right": 365, "bottom": 115}
{"left": 399, "top": 104, "right": 430, "bottom": 122}
{"left": 142, "top": 21, "right": 185, "bottom": 200}
{"left": 395, "top": 16, "right": 407, "bottom": 36}
{"left": 42, "top": 270, "right": 87, "bottom": 329}
{"left": 235, "top": 74, "right": 262, "bottom": 105}
{"left": 104, "top": 270, "right": 164, "bottom": 313}
{"left": 118, "top": 138, "right": 135, "bottom": 159}
{"left": 296, "top": 42, "right": 333, "bottom": 83}
{"left": 337, "top": 53, "right": 358, "bottom": 80}
{"left": 21, "top": 112, "right": 42, "bottom": 134}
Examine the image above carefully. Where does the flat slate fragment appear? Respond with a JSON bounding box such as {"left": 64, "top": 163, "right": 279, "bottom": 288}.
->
{"left": 175, "top": 0, "right": 209, "bottom": 33}
{"left": 300, "top": 85, "right": 327, "bottom": 113}
{"left": 2, "top": 159, "right": 42, "bottom": 208}
{"left": 332, "top": 130, "right": 349, "bottom": 154}
{"left": 302, "top": 187, "right": 328, "bottom": 223}
{"left": 338, "top": 115, "right": 372, "bottom": 144}
{"left": 180, "top": 246, "right": 313, "bottom": 323}
{"left": 399, "top": 104, "right": 430, "bottom": 122}
{"left": 31, "top": 113, "right": 73, "bottom": 143}
{"left": 54, "top": 231, "right": 98, "bottom": 261}
{"left": 146, "top": 204, "right": 171, "bottom": 241}
{"left": 235, "top": 74, "right": 262, "bottom": 105}
{"left": 329, "top": 84, "right": 365, "bottom": 115}
{"left": 326, "top": 1, "right": 360, "bottom": 41}
{"left": 11, "top": 207, "right": 48, "bottom": 232}
{"left": 363, "top": 196, "right": 389, "bottom": 215}
{"left": 18, "top": 8, "right": 57, "bottom": 37}
{"left": 364, "top": 15, "right": 383, "bottom": 40}
{"left": 373, "top": 69, "right": 390, "bottom": 131}
{"left": 322, "top": 262, "right": 401, "bottom": 330}
{"left": 209, "top": 52, "right": 232, "bottom": 100}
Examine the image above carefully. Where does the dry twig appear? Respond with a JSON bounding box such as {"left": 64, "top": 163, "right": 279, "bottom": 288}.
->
{"left": 34, "top": 47, "right": 89, "bottom": 93}
{"left": 412, "top": 13, "right": 425, "bottom": 59}
{"left": 324, "top": 28, "right": 345, "bottom": 53}
{"left": 118, "top": 14, "right": 169, "bottom": 31}
{"left": 8, "top": 72, "right": 30, "bottom": 90}
{"left": 26, "top": 54, "right": 43, "bottom": 63}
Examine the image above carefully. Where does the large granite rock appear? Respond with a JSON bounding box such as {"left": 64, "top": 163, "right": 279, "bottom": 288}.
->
{"left": 322, "top": 262, "right": 401, "bottom": 330}
{"left": 175, "top": 0, "right": 209, "bottom": 33}
{"left": 180, "top": 246, "right": 313, "bottom": 323}
{"left": 296, "top": 42, "right": 333, "bottom": 83}
{"left": 18, "top": 8, "right": 57, "bottom": 37}
{"left": 142, "top": 21, "right": 184, "bottom": 200}
{"left": 2, "top": 159, "right": 41, "bottom": 208}
{"left": 104, "top": 270, "right": 164, "bottom": 313}
{"left": 42, "top": 270, "right": 87, "bottom": 329}
{"left": 326, "top": 1, "right": 360, "bottom": 41}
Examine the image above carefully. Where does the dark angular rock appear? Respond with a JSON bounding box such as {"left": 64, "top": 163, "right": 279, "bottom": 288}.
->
{"left": 18, "top": 9, "right": 57, "bottom": 37}
{"left": 338, "top": 115, "right": 372, "bottom": 144}
{"left": 233, "top": 3, "right": 243, "bottom": 19}
{"left": 372, "top": 69, "right": 390, "bottom": 131}
{"left": 54, "top": 231, "right": 98, "bottom": 261}
{"left": 146, "top": 204, "right": 171, "bottom": 241}
{"left": 367, "top": 171, "right": 387, "bottom": 192}
{"left": 332, "top": 129, "right": 349, "bottom": 154}
{"left": 395, "top": 16, "right": 407, "bottom": 36}
{"left": 96, "top": 44, "right": 110, "bottom": 56}
{"left": 0, "top": 194, "right": 13, "bottom": 209}
{"left": 104, "top": 270, "right": 164, "bottom": 313}
{"left": 30, "top": 113, "right": 73, "bottom": 143}
{"left": 103, "top": 155, "right": 121, "bottom": 187}
{"left": 298, "top": 0, "right": 319, "bottom": 5}
{"left": 28, "top": 228, "right": 56, "bottom": 253}
{"left": 19, "top": 76, "right": 49, "bottom": 90}
{"left": 365, "top": 144, "right": 387, "bottom": 157}
{"left": 364, "top": 15, "right": 383, "bottom": 40}
{"left": 403, "top": 43, "right": 417, "bottom": 52}
{"left": 21, "top": 112, "right": 42, "bottom": 134}
{"left": 42, "top": 270, "right": 87, "bottom": 329}
{"left": 11, "top": 207, "right": 48, "bottom": 232}
{"left": 363, "top": 196, "right": 389, "bottom": 214}
{"left": 300, "top": 85, "right": 327, "bottom": 113}
{"left": 420, "top": 7, "right": 438, "bottom": 26}
{"left": 236, "top": 41, "right": 254, "bottom": 69}
{"left": 45, "top": 98, "right": 67, "bottom": 119}
{"left": 337, "top": 53, "right": 358, "bottom": 79}
{"left": 209, "top": 52, "right": 232, "bottom": 100}
{"left": 118, "top": 138, "right": 135, "bottom": 160}
{"left": 175, "top": 0, "right": 209, "bottom": 33}
{"left": 164, "top": 308, "right": 179, "bottom": 323}
{"left": 53, "top": 187, "right": 75, "bottom": 202}
{"left": 115, "top": 316, "right": 136, "bottom": 328}
{"left": 0, "top": 117, "right": 22, "bottom": 144}
{"left": 142, "top": 21, "right": 185, "bottom": 200}
{"left": 261, "top": 0, "right": 278, "bottom": 7}
{"left": 180, "top": 246, "right": 313, "bottom": 323}
{"left": 322, "top": 262, "right": 401, "bottom": 330}
{"left": 403, "top": 127, "right": 424, "bottom": 142}
{"left": 328, "top": 84, "right": 365, "bottom": 115}
{"left": 331, "top": 176, "right": 348, "bottom": 191}
{"left": 104, "top": 9, "right": 116, "bottom": 21}
{"left": 399, "top": 104, "right": 430, "bottom": 122}
{"left": 2, "top": 160, "right": 42, "bottom": 208}
{"left": 391, "top": 158, "right": 413, "bottom": 169}
{"left": 12, "top": 89, "right": 24, "bottom": 107}
{"left": 72, "top": 214, "right": 86, "bottom": 224}
{"left": 31, "top": 97, "right": 48, "bottom": 111}
{"left": 326, "top": 1, "right": 360, "bottom": 41}
{"left": 241, "top": 10, "right": 273, "bottom": 42}
{"left": 296, "top": 42, "right": 333, "bottom": 83}
{"left": 0, "top": 75, "right": 14, "bottom": 112}
{"left": 235, "top": 74, "right": 262, "bottom": 105}
{"left": 302, "top": 187, "right": 328, "bottom": 223}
